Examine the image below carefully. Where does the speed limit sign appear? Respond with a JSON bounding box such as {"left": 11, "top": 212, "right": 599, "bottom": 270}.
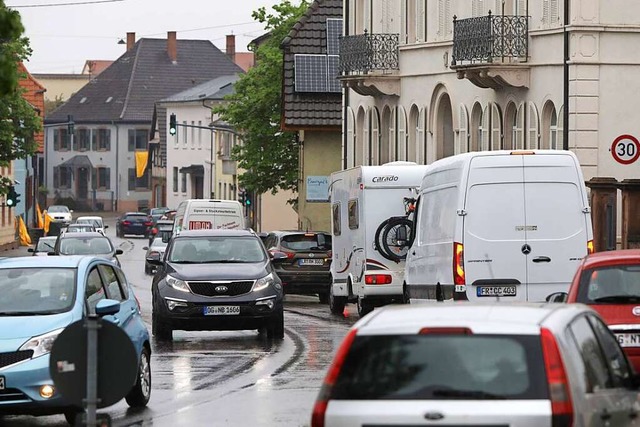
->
{"left": 611, "top": 134, "right": 640, "bottom": 165}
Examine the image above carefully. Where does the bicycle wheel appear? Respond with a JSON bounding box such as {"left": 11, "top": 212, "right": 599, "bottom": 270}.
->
{"left": 380, "top": 217, "right": 413, "bottom": 262}
{"left": 374, "top": 218, "right": 391, "bottom": 255}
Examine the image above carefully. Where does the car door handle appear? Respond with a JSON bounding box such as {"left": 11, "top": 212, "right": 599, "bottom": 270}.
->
{"left": 532, "top": 256, "right": 551, "bottom": 263}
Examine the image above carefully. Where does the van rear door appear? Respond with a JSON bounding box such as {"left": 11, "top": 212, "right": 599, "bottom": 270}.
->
{"left": 463, "top": 155, "right": 527, "bottom": 301}
{"left": 522, "top": 153, "right": 589, "bottom": 301}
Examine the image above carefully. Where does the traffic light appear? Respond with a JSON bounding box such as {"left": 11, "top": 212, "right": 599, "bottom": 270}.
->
{"left": 169, "top": 113, "right": 177, "bottom": 136}
{"left": 6, "top": 185, "right": 19, "bottom": 208}
{"left": 238, "top": 190, "right": 246, "bottom": 205}
{"left": 245, "top": 192, "right": 252, "bottom": 207}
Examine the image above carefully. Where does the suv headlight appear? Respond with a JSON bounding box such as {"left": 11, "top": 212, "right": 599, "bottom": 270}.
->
{"left": 166, "top": 274, "right": 190, "bottom": 293}
{"left": 19, "top": 328, "right": 65, "bottom": 358}
{"left": 253, "top": 273, "right": 275, "bottom": 292}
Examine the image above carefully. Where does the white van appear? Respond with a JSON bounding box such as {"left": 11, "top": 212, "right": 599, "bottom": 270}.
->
{"left": 405, "top": 150, "right": 593, "bottom": 302}
{"left": 173, "top": 199, "right": 245, "bottom": 236}
{"left": 329, "top": 162, "right": 429, "bottom": 317}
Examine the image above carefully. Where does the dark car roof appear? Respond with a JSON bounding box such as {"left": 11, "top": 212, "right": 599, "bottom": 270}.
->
{"left": 176, "top": 229, "right": 256, "bottom": 238}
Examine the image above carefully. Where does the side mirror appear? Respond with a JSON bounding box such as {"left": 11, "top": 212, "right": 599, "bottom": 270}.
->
{"left": 27, "top": 248, "right": 35, "bottom": 253}
{"left": 546, "top": 292, "right": 568, "bottom": 303}
{"left": 162, "top": 234, "right": 171, "bottom": 244}
{"left": 142, "top": 246, "right": 149, "bottom": 251}
{"left": 396, "top": 225, "right": 408, "bottom": 246}
{"left": 95, "top": 299, "right": 120, "bottom": 316}
{"left": 115, "top": 249, "right": 124, "bottom": 255}
{"left": 104, "top": 225, "right": 109, "bottom": 229}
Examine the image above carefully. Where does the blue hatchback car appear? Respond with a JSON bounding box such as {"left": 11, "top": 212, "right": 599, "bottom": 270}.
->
{"left": 0, "top": 256, "right": 151, "bottom": 424}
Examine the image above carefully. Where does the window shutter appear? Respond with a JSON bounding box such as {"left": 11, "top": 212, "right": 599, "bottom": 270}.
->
{"left": 481, "top": 104, "right": 490, "bottom": 151}
{"left": 472, "top": 0, "right": 479, "bottom": 17}
{"left": 438, "top": 0, "right": 444, "bottom": 37}
{"left": 92, "top": 130, "right": 97, "bottom": 151}
{"left": 517, "top": 0, "right": 526, "bottom": 16}
{"left": 445, "top": 0, "right": 452, "bottom": 35}
{"left": 364, "top": 0, "right": 371, "bottom": 32}
{"left": 389, "top": 107, "right": 397, "bottom": 160}
{"left": 550, "top": 0, "right": 559, "bottom": 25}
{"left": 371, "top": 109, "right": 380, "bottom": 165}
{"left": 418, "top": 107, "right": 426, "bottom": 163}
{"left": 516, "top": 103, "right": 525, "bottom": 149}
{"left": 105, "top": 129, "right": 111, "bottom": 151}
{"left": 458, "top": 104, "right": 469, "bottom": 154}
{"left": 53, "top": 130, "right": 59, "bottom": 151}
{"left": 53, "top": 167, "right": 59, "bottom": 188}
{"left": 128, "top": 168, "right": 135, "bottom": 190}
{"left": 397, "top": 107, "right": 407, "bottom": 161}
{"left": 417, "top": 0, "right": 425, "bottom": 41}
{"left": 91, "top": 168, "right": 97, "bottom": 190}
{"left": 105, "top": 168, "right": 111, "bottom": 190}
{"left": 347, "top": 108, "right": 355, "bottom": 168}
{"left": 400, "top": 0, "right": 407, "bottom": 43}
{"left": 543, "top": 0, "right": 550, "bottom": 25}
{"left": 128, "top": 130, "right": 134, "bottom": 151}
{"left": 527, "top": 102, "right": 540, "bottom": 149}
{"left": 381, "top": 0, "right": 389, "bottom": 33}
{"left": 491, "top": 103, "right": 502, "bottom": 151}
{"left": 494, "top": 0, "right": 502, "bottom": 15}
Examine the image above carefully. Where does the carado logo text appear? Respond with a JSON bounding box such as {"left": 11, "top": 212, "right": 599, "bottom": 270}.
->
{"left": 372, "top": 175, "right": 399, "bottom": 183}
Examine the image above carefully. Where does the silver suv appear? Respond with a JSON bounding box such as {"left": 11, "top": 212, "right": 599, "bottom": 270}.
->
{"left": 312, "top": 303, "right": 640, "bottom": 427}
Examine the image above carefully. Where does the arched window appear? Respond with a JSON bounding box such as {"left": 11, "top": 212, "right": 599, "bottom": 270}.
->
{"left": 356, "top": 107, "right": 366, "bottom": 165}
{"left": 346, "top": 107, "right": 355, "bottom": 168}
{"left": 541, "top": 101, "right": 557, "bottom": 150}
{"left": 470, "top": 103, "right": 483, "bottom": 152}
{"left": 397, "top": 106, "right": 407, "bottom": 161}
{"left": 527, "top": 102, "right": 540, "bottom": 149}
{"left": 371, "top": 107, "right": 380, "bottom": 164}
{"left": 380, "top": 106, "right": 391, "bottom": 164}
{"left": 515, "top": 103, "right": 525, "bottom": 149}
{"left": 458, "top": 104, "right": 469, "bottom": 154}
{"left": 504, "top": 102, "right": 517, "bottom": 150}
{"left": 418, "top": 107, "right": 428, "bottom": 163}
{"left": 389, "top": 106, "right": 397, "bottom": 161}
{"left": 408, "top": 105, "right": 420, "bottom": 162}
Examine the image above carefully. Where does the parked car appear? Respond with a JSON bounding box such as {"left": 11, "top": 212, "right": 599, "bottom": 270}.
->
{"left": 143, "top": 236, "right": 168, "bottom": 275}
{"left": 116, "top": 212, "right": 153, "bottom": 238}
{"left": 148, "top": 219, "right": 174, "bottom": 246}
{"left": 312, "top": 302, "right": 640, "bottom": 427}
{"left": 75, "top": 216, "right": 107, "bottom": 234}
{"left": 64, "top": 223, "right": 95, "bottom": 233}
{"left": 0, "top": 256, "right": 151, "bottom": 424}
{"left": 45, "top": 205, "right": 73, "bottom": 225}
{"left": 148, "top": 229, "right": 284, "bottom": 341}
{"left": 27, "top": 236, "right": 57, "bottom": 256}
{"left": 149, "top": 207, "right": 170, "bottom": 225}
{"left": 53, "top": 231, "right": 123, "bottom": 267}
{"left": 548, "top": 249, "right": 640, "bottom": 372}
{"left": 263, "top": 231, "right": 332, "bottom": 303}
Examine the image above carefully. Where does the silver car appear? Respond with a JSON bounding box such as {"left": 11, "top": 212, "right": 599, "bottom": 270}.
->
{"left": 312, "top": 303, "right": 640, "bottom": 427}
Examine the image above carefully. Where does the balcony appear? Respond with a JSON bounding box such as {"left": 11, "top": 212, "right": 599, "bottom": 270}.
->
{"left": 451, "top": 13, "right": 530, "bottom": 90}
{"left": 339, "top": 32, "right": 400, "bottom": 97}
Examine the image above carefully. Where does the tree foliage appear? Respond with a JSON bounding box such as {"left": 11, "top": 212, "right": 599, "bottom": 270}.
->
{"left": 215, "top": 0, "right": 308, "bottom": 196}
{"left": 0, "top": 1, "right": 40, "bottom": 193}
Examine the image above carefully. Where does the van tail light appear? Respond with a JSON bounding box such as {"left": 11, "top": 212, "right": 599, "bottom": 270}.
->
{"left": 453, "top": 242, "right": 465, "bottom": 285}
{"left": 541, "top": 328, "right": 573, "bottom": 427}
{"left": 587, "top": 240, "right": 594, "bottom": 255}
{"left": 365, "top": 274, "right": 392, "bottom": 285}
{"left": 311, "top": 328, "right": 358, "bottom": 427}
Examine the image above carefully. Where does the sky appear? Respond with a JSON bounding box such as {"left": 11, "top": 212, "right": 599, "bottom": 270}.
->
{"left": 7, "top": 0, "right": 280, "bottom": 73}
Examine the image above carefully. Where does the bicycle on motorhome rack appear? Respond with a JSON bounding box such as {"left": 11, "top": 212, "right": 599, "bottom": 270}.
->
{"left": 374, "top": 196, "right": 416, "bottom": 262}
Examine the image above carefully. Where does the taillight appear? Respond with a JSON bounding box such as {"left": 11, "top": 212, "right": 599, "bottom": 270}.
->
{"left": 365, "top": 274, "right": 392, "bottom": 285}
{"left": 270, "top": 250, "right": 295, "bottom": 259}
{"left": 122, "top": 220, "right": 131, "bottom": 226}
{"left": 587, "top": 240, "right": 594, "bottom": 255}
{"left": 311, "top": 328, "right": 358, "bottom": 427}
{"left": 541, "top": 328, "right": 573, "bottom": 427}
{"left": 419, "top": 327, "right": 472, "bottom": 335}
{"left": 453, "top": 242, "right": 465, "bottom": 285}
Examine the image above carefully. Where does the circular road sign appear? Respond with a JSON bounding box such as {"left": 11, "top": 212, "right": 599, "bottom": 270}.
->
{"left": 611, "top": 134, "right": 640, "bottom": 165}
{"left": 49, "top": 318, "right": 138, "bottom": 408}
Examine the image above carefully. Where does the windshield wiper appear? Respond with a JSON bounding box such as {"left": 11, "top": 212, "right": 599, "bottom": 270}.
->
{"left": 431, "top": 389, "right": 505, "bottom": 400}
{"left": 593, "top": 295, "right": 640, "bottom": 303}
{"left": 170, "top": 260, "right": 200, "bottom": 264}
{"left": 0, "top": 311, "right": 55, "bottom": 316}
{"left": 202, "top": 260, "right": 248, "bottom": 264}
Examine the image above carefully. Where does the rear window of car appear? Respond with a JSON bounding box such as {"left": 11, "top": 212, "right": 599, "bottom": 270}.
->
{"left": 125, "top": 214, "right": 148, "bottom": 222}
{"left": 331, "top": 334, "right": 548, "bottom": 400}
{"left": 577, "top": 265, "right": 640, "bottom": 304}
{"left": 280, "top": 233, "right": 332, "bottom": 251}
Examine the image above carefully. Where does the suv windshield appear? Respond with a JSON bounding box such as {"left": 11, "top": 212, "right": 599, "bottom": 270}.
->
{"left": 47, "top": 206, "right": 69, "bottom": 213}
{"left": 0, "top": 268, "right": 76, "bottom": 314}
{"left": 281, "top": 233, "right": 332, "bottom": 251}
{"left": 577, "top": 265, "right": 640, "bottom": 303}
{"left": 169, "top": 236, "right": 266, "bottom": 263}
{"left": 331, "top": 334, "right": 547, "bottom": 400}
{"left": 59, "top": 237, "right": 113, "bottom": 255}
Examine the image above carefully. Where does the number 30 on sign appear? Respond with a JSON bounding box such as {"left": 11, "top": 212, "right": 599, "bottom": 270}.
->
{"left": 611, "top": 134, "right": 640, "bottom": 165}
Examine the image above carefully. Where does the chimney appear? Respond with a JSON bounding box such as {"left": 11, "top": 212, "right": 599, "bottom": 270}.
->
{"left": 126, "top": 32, "right": 135, "bottom": 51}
{"left": 167, "top": 31, "right": 177, "bottom": 63}
{"left": 226, "top": 34, "right": 236, "bottom": 63}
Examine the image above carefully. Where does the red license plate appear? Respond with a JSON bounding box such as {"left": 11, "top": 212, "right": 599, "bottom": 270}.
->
{"left": 189, "top": 221, "right": 212, "bottom": 230}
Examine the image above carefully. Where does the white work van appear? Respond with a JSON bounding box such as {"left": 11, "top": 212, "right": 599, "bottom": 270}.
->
{"left": 329, "top": 162, "right": 429, "bottom": 317}
{"left": 405, "top": 150, "right": 593, "bottom": 303}
{"left": 173, "top": 199, "right": 245, "bottom": 236}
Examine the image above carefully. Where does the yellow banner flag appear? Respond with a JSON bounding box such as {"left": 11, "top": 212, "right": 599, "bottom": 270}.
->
{"left": 135, "top": 151, "right": 149, "bottom": 178}
{"left": 44, "top": 212, "right": 53, "bottom": 234}
{"left": 36, "top": 201, "right": 44, "bottom": 229}
{"left": 18, "top": 216, "right": 31, "bottom": 246}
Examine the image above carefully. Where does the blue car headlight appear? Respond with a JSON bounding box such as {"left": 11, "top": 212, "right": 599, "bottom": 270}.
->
{"left": 19, "top": 328, "right": 65, "bottom": 358}
{"left": 166, "top": 274, "right": 190, "bottom": 293}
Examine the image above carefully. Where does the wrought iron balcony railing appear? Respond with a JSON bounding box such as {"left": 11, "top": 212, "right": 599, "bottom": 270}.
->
{"left": 340, "top": 32, "right": 399, "bottom": 75}
{"left": 451, "top": 12, "right": 528, "bottom": 66}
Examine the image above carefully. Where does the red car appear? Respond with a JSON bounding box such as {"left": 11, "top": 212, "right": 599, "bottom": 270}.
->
{"left": 551, "top": 249, "right": 640, "bottom": 371}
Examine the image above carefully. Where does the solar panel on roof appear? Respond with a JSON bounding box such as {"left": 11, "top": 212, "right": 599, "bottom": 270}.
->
{"left": 326, "top": 19, "right": 343, "bottom": 55}
{"left": 327, "top": 56, "right": 341, "bottom": 93}
{"left": 295, "top": 55, "right": 328, "bottom": 93}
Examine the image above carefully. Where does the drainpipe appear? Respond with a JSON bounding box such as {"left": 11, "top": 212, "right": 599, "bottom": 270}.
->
{"left": 343, "top": 0, "right": 350, "bottom": 170}
{"left": 112, "top": 121, "right": 119, "bottom": 211}
{"left": 563, "top": 0, "right": 570, "bottom": 150}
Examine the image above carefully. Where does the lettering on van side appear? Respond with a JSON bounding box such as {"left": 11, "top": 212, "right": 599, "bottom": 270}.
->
{"left": 515, "top": 226, "right": 538, "bottom": 231}
{"left": 192, "top": 208, "right": 237, "bottom": 214}
{"left": 371, "top": 175, "right": 399, "bottom": 183}
{"left": 467, "top": 259, "right": 493, "bottom": 263}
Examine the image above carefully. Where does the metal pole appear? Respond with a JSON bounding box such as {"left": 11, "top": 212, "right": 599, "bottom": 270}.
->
{"left": 563, "top": 0, "right": 570, "bottom": 150}
{"left": 84, "top": 316, "right": 100, "bottom": 427}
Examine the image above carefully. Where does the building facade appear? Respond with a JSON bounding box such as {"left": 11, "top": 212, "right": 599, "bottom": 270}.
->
{"left": 341, "top": 0, "right": 640, "bottom": 185}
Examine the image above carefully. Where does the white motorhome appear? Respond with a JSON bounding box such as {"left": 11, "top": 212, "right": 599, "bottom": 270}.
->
{"left": 329, "top": 162, "right": 429, "bottom": 317}
{"left": 405, "top": 150, "right": 593, "bottom": 303}
{"left": 173, "top": 199, "right": 245, "bottom": 236}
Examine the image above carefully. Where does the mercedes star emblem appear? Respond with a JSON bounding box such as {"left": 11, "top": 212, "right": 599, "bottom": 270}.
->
{"left": 521, "top": 244, "right": 532, "bottom": 255}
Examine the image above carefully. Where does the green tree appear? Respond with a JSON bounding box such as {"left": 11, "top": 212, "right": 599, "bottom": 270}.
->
{"left": 215, "top": 0, "right": 308, "bottom": 197}
{"left": 0, "top": 1, "right": 40, "bottom": 193}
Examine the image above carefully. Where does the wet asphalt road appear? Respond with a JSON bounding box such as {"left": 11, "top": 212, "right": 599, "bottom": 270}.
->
{"left": 1, "top": 221, "right": 359, "bottom": 426}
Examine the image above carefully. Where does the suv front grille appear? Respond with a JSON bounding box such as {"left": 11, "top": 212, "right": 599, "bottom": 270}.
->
{"left": 0, "top": 350, "right": 33, "bottom": 369}
{"left": 188, "top": 281, "right": 254, "bottom": 297}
